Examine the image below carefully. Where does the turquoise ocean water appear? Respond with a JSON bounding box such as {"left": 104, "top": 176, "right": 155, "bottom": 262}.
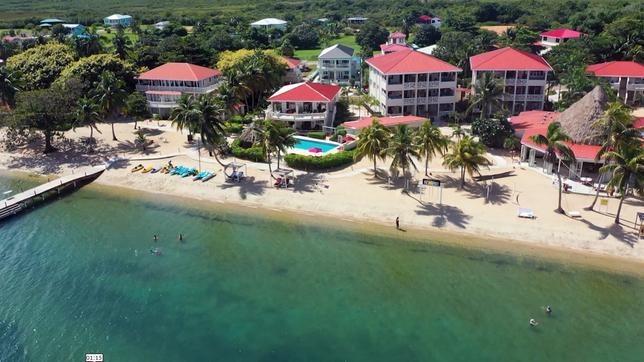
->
{"left": 0, "top": 172, "right": 643, "bottom": 361}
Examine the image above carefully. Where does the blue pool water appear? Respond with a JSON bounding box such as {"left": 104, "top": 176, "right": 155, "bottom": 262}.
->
{"left": 293, "top": 137, "right": 339, "bottom": 153}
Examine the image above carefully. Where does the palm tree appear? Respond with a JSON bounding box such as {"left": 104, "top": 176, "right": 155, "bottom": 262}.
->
{"left": 414, "top": 120, "right": 448, "bottom": 176}
{"left": 0, "top": 66, "right": 20, "bottom": 108}
{"left": 112, "top": 26, "right": 132, "bottom": 60}
{"left": 354, "top": 118, "right": 391, "bottom": 177}
{"left": 599, "top": 144, "right": 644, "bottom": 224}
{"left": 73, "top": 97, "right": 102, "bottom": 149}
{"left": 170, "top": 94, "right": 229, "bottom": 166}
{"left": 450, "top": 124, "right": 466, "bottom": 139}
{"left": 389, "top": 124, "right": 420, "bottom": 183}
{"left": 529, "top": 122, "right": 576, "bottom": 213}
{"left": 588, "top": 102, "right": 639, "bottom": 210}
{"left": 467, "top": 72, "right": 503, "bottom": 119}
{"left": 442, "top": 135, "right": 492, "bottom": 188}
{"left": 262, "top": 119, "right": 296, "bottom": 173}
{"left": 94, "top": 71, "right": 127, "bottom": 141}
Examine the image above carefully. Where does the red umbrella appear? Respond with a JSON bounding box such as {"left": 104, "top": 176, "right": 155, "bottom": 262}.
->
{"left": 309, "top": 147, "right": 323, "bottom": 153}
{"left": 342, "top": 135, "right": 355, "bottom": 143}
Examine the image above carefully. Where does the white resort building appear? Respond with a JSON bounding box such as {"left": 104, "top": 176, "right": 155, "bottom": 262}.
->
{"left": 250, "top": 18, "right": 287, "bottom": 31}
{"left": 470, "top": 47, "right": 552, "bottom": 116}
{"left": 317, "top": 44, "right": 360, "bottom": 85}
{"left": 366, "top": 49, "right": 462, "bottom": 119}
{"left": 537, "top": 28, "right": 585, "bottom": 54}
{"left": 136, "top": 63, "right": 222, "bottom": 117}
{"left": 103, "top": 14, "right": 133, "bottom": 27}
{"left": 586, "top": 61, "right": 644, "bottom": 106}
{"left": 266, "top": 82, "right": 341, "bottom": 131}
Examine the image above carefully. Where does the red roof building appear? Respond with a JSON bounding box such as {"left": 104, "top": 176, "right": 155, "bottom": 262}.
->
{"left": 136, "top": 63, "right": 222, "bottom": 117}
{"left": 281, "top": 57, "right": 304, "bottom": 83}
{"left": 586, "top": 61, "right": 644, "bottom": 105}
{"left": 509, "top": 111, "right": 561, "bottom": 134}
{"left": 521, "top": 127, "right": 602, "bottom": 162}
{"left": 417, "top": 15, "right": 441, "bottom": 27}
{"left": 389, "top": 31, "right": 406, "bottom": 39}
{"left": 366, "top": 49, "right": 461, "bottom": 119}
{"left": 341, "top": 116, "right": 427, "bottom": 133}
{"left": 281, "top": 57, "right": 302, "bottom": 70}
{"left": 538, "top": 28, "right": 586, "bottom": 54}
{"left": 470, "top": 47, "right": 552, "bottom": 71}
{"left": 379, "top": 43, "right": 411, "bottom": 54}
{"left": 267, "top": 82, "right": 341, "bottom": 130}
{"left": 138, "top": 62, "right": 221, "bottom": 82}
{"left": 470, "top": 47, "right": 552, "bottom": 116}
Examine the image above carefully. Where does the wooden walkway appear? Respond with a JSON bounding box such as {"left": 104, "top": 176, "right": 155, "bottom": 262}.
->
{"left": 0, "top": 166, "right": 105, "bottom": 220}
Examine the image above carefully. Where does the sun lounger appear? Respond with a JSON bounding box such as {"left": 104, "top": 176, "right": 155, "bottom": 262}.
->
{"left": 567, "top": 211, "right": 582, "bottom": 218}
{"left": 517, "top": 208, "right": 535, "bottom": 219}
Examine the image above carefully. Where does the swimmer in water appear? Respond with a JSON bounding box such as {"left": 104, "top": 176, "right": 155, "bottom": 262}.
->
{"left": 150, "top": 248, "right": 161, "bottom": 256}
{"left": 545, "top": 305, "right": 552, "bottom": 315}
{"left": 153, "top": 234, "right": 158, "bottom": 242}
{"left": 179, "top": 233, "right": 184, "bottom": 242}
{"left": 529, "top": 318, "right": 538, "bottom": 327}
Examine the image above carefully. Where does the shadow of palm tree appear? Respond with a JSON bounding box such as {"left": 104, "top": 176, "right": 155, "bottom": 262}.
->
{"left": 407, "top": 193, "right": 471, "bottom": 229}
{"left": 576, "top": 217, "right": 639, "bottom": 247}
{"left": 464, "top": 181, "right": 512, "bottom": 205}
{"left": 218, "top": 176, "right": 267, "bottom": 200}
{"left": 293, "top": 172, "right": 326, "bottom": 193}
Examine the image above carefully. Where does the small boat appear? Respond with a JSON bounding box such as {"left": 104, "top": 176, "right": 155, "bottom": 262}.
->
{"left": 160, "top": 166, "right": 171, "bottom": 174}
{"left": 141, "top": 166, "right": 154, "bottom": 173}
{"left": 193, "top": 171, "right": 208, "bottom": 181}
{"left": 131, "top": 164, "right": 144, "bottom": 173}
{"left": 170, "top": 166, "right": 185, "bottom": 175}
{"left": 181, "top": 168, "right": 197, "bottom": 177}
{"left": 150, "top": 167, "right": 161, "bottom": 174}
{"left": 201, "top": 172, "right": 215, "bottom": 182}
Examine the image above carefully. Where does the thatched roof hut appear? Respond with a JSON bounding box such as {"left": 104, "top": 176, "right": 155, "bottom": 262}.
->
{"left": 557, "top": 86, "right": 608, "bottom": 145}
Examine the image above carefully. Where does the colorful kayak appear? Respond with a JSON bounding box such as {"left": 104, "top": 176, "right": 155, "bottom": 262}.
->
{"left": 131, "top": 164, "right": 144, "bottom": 173}
{"left": 193, "top": 171, "right": 208, "bottom": 181}
{"left": 201, "top": 172, "right": 215, "bottom": 182}
{"left": 141, "top": 166, "right": 154, "bottom": 173}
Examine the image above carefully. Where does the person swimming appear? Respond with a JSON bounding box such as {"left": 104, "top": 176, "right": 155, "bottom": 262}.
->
{"left": 153, "top": 234, "right": 158, "bottom": 242}
{"left": 150, "top": 248, "right": 162, "bottom": 256}
{"left": 546, "top": 305, "right": 552, "bottom": 315}
{"left": 179, "top": 233, "right": 184, "bottom": 242}
{"left": 529, "top": 318, "right": 538, "bottom": 327}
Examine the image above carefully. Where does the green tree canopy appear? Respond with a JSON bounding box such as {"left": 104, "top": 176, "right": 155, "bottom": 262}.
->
{"left": 57, "top": 53, "right": 138, "bottom": 93}
{"left": 356, "top": 22, "right": 388, "bottom": 53}
{"left": 6, "top": 42, "right": 75, "bottom": 90}
{"left": 413, "top": 25, "right": 442, "bottom": 47}
{"left": 287, "top": 23, "right": 319, "bottom": 49}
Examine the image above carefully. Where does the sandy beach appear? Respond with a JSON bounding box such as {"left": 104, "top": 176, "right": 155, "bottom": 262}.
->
{"left": 1, "top": 120, "right": 642, "bottom": 265}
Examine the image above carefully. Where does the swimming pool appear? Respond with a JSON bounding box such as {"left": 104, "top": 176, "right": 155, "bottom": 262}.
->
{"left": 291, "top": 136, "right": 341, "bottom": 154}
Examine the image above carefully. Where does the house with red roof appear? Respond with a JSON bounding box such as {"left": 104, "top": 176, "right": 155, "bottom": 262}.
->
{"left": 470, "top": 47, "right": 552, "bottom": 116}
{"left": 136, "top": 63, "right": 222, "bottom": 117}
{"left": 538, "top": 28, "right": 585, "bottom": 54}
{"left": 586, "top": 61, "right": 644, "bottom": 105}
{"left": 418, "top": 15, "right": 441, "bottom": 28}
{"left": 509, "top": 110, "right": 561, "bottom": 136}
{"left": 281, "top": 57, "right": 303, "bottom": 84}
{"left": 340, "top": 116, "right": 427, "bottom": 134}
{"left": 266, "top": 82, "right": 341, "bottom": 130}
{"left": 379, "top": 31, "right": 411, "bottom": 54}
{"left": 366, "top": 49, "right": 462, "bottom": 119}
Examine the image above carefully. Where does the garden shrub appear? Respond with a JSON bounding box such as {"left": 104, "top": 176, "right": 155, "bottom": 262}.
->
{"left": 284, "top": 150, "right": 355, "bottom": 171}
{"left": 306, "top": 131, "right": 326, "bottom": 140}
{"left": 230, "top": 138, "right": 266, "bottom": 162}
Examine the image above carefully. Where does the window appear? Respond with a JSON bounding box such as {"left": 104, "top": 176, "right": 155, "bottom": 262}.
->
{"left": 517, "top": 71, "right": 528, "bottom": 79}
{"left": 439, "top": 103, "right": 453, "bottom": 112}
{"left": 417, "top": 89, "right": 427, "bottom": 98}
{"left": 515, "top": 86, "right": 526, "bottom": 94}
{"left": 529, "top": 71, "right": 545, "bottom": 80}
{"left": 505, "top": 86, "right": 515, "bottom": 94}
{"left": 528, "top": 86, "right": 542, "bottom": 95}
{"left": 388, "top": 91, "right": 402, "bottom": 99}
{"left": 388, "top": 75, "right": 402, "bottom": 85}
{"left": 429, "top": 89, "right": 439, "bottom": 97}
{"left": 418, "top": 73, "right": 428, "bottom": 82}
{"left": 404, "top": 74, "right": 416, "bottom": 82}
{"left": 506, "top": 71, "right": 516, "bottom": 79}
{"left": 429, "top": 73, "right": 440, "bottom": 82}
{"left": 403, "top": 105, "right": 414, "bottom": 115}
{"left": 439, "top": 88, "right": 454, "bottom": 97}
{"left": 388, "top": 106, "right": 402, "bottom": 114}
{"left": 404, "top": 90, "right": 415, "bottom": 98}
{"left": 441, "top": 72, "right": 455, "bottom": 82}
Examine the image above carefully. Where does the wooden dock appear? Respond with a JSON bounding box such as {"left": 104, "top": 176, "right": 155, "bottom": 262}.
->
{"left": 0, "top": 166, "right": 106, "bottom": 221}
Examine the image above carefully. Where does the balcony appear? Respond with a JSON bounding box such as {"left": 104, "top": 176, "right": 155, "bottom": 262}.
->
{"left": 136, "top": 84, "right": 218, "bottom": 94}
{"left": 266, "top": 111, "right": 328, "bottom": 122}
{"left": 526, "top": 94, "right": 544, "bottom": 101}
{"left": 505, "top": 78, "right": 528, "bottom": 86}
{"left": 403, "top": 82, "right": 416, "bottom": 89}
{"left": 427, "top": 81, "right": 440, "bottom": 88}
{"left": 627, "top": 83, "right": 644, "bottom": 91}
{"left": 403, "top": 98, "right": 415, "bottom": 105}
{"left": 147, "top": 100, "right": 178, "bottom": 108}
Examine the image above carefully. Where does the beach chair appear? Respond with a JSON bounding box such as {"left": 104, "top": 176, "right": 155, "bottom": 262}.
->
{"left": 517, "top": 208, "right": 536, "bottom": 219}
{"left": 567, "top": 210, "right": 582, "bottom": 218}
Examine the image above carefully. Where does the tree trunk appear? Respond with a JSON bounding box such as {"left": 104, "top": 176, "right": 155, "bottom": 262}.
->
{"left": 373, "top": 158, "right": 377, "bottom": 177}
{"left": 460, "top": 167, "right": 465, "bottom": 188}
{"left": 587, "top": 172, "right": 605, "bottom": 210}
{"left": 277, "top": 150, "right": 281, "bottom": 169}
{"left": 111, "top": 122, "right": 118, "bottom": 141}
{"left": 424, "top": 153, "right": 429, "bottom": 177}
{"left": 134, "top": 118, "right": 138, "bottom": 129}
{"left": 266, "top": 152, "right": 275, "bottom": 179}
{"left": 43, "top": 130, "right": 55, "bottom": 154}
{"left": 615, "top": 185, "right": 628, "bottom": 224}
{"left": 556, "top": 171, "right": 564, "bottom": 213}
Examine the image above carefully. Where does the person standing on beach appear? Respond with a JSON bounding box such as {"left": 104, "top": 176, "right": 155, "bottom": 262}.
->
{"left": 395, "top": 217, "right": 400, "bottom": 230}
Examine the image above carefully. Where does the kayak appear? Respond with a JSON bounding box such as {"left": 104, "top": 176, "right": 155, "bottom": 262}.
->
{"left": 181, "top": 168, "right": 197, "bottom": 177}
{"left": 141, "top": 166, "right": 154, "bottom": 173}
{"left": 170, "top": 166, "right": 185, "bottom": 175}
{"left": 201, "top": 172, "right": 215, "bottom": 182}
{"left": 131, "top": 164, "right": 144, "bottom": 173}
{"left": 193, "top": 171, "right": 208, "bottom": 181}
{"left": 150, "top": 168, "right": 161, "bottom": 174}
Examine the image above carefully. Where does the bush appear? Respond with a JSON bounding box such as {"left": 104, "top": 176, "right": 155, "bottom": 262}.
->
{"left": 230, "top": 138, "right": 265, "bottom": 162}
{"left": 471, "top": 118, "right": 514, "bottom": 148}
{"left": 284, "top": 150, "right": 355, "bottom": 171}
{"left": 224, "top": 122, "right": 244, "bottom": 134}
{"left": 306, "top": 131, "right": 326, "bottom": 140}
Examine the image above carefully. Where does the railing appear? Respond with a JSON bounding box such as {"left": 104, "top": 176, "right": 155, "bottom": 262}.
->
{"left": 148, "top": 101, "right": 178, "bottom": 108}
{"left": 404, "top": 98, "right": 415, "bottom": 105}
{"left": 627, "top": 83, "right": 644, "bottom": 90}
{"left": 505, "top": 78, "right": 528, "bottom": 85}
{"left": 403, "top": 82, "right": 416, "bottom": 89}
{"left": 526, "top": 94, "right": 544, "bottom": 101}
{"left": 266, "top": 111, "right": 328, "bottom": 122}
{"left": 136, "top": 84, "right": 219, "bottom": 94}
{"left": 427, "top": 81, "right": 440, "bottom": 88}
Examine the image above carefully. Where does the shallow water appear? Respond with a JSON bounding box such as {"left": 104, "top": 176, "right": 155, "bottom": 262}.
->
{"left": 0, "top": 173, "right": 643, "bottom": 361}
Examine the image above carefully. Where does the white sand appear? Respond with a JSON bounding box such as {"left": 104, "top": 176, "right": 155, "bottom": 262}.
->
{"left": 1, "top": 120, "right": 642, "bottom": 265}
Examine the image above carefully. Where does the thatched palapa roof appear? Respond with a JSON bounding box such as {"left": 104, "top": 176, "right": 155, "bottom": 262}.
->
{"left": 557, "top": 86, "right": 608, "bottom": 145}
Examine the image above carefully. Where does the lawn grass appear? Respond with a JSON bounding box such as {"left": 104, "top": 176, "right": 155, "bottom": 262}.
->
{"left": 293, "top": 34, "right": 360, "bottom": 61}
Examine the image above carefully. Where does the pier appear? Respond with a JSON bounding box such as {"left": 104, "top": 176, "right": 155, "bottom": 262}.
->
{"left": 0, "top": 166, "right": 105, "bottom": 221}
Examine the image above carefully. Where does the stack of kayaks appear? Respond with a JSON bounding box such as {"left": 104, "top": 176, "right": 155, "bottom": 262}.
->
{"left": 193, "top": 171, "right": 215, "bottom": 182}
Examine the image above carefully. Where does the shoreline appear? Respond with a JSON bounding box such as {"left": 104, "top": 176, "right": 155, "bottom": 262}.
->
{"left": 3, "top": 167, "right": 644, "bottom": 277}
